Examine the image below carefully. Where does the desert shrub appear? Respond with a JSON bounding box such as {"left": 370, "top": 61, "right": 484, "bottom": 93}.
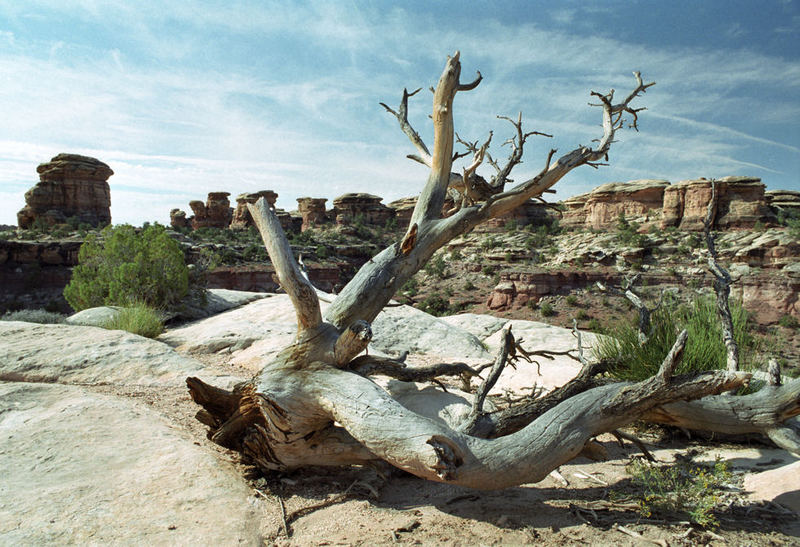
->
{"left": 615, "top": 214, "right": 647, "bottom": 247}
{"left": 64, "top": 223, "right": 189, "bottom": 311}
{"left": 575, "top": 309, "right": 589, "bottom": 320}
{"left": 1, "top": 309, "right": 65, "bottom": 324}
{"left": 424, "top": 255, "right": 449, "bottom": 279}
{"left": 540, "top": 302, "right": 555, "bottom": 317}
{"left": 463, "top": 280, "right": 476, "bottom": 291}
{"left": 419, "top": 293, "right": 449, "bottom": 316}
{"left": 565, "top": 294, "right": 579, "bottom": 306}
{"left": 614, "top": 457, "right": 733, "bottom": 527}
{"left": 400, "top": 277, "right": 418, "bottom": 297}
{"left": 101, "top": 301, "right": 164, "bottom": 338}
{"left": 595, "top": 295, "right": 759, "bottom": 382}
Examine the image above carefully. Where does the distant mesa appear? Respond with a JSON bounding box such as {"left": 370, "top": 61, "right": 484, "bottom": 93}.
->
{"left": 17, "top": 153, "right": 113, "bottom": 229}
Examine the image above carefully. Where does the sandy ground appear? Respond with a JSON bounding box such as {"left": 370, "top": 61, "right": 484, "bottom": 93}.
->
{"left": 89, "top": 352, "right": 800, "bottom": 546}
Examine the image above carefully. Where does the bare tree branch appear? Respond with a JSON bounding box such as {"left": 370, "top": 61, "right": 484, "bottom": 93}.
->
{"left": 248, "top": 198, "right": 322, "bottom": 331}
{"left": 380, "top": 87, "right": 432, "bottom": 167}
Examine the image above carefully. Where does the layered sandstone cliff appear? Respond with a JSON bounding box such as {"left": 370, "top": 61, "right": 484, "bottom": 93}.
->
{"left": 561, "top": 179, "right": 669, "bottom": 230}
{"left": 17, "top": 154, "right": 113, "bottom": 229}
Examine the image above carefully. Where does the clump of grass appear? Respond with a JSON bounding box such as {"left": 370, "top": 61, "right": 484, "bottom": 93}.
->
{"left": 101, "top": 302, "right": 164, "bottom": 338}
{"left": 595, "top": 295, "right": 759, "bottom": 382}
{"left": 1, "top": 309, "right": 65, "bottom": 324}
{"left": 615, "top": 457, "right": 733, "bottom": 527}
{"left": 539, "top": 302, "right": 555, "bottom": 317}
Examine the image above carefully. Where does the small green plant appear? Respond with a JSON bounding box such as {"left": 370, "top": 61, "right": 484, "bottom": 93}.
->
{"left": 587, "top": 318, "right": 603, "bottom": 332}
{"left": 617, "top": 457, "right": 732, "bottom": 527}
{"left": 778, "top": 314, "right": 799, "bottom": 329}
{"left": 481, "top": 236, "right": 500, "bottom": 250}
{"left": 463, "top": 280, "right": 476, "bottom": 291}
{"left": 616, "top": 214, "right": 647, "bottom": 247}
{"left": 566, "top": 294, "right": 579, "bottom": 306}
{"left": 575, "top": 309, "right": 589, "bottom": 320}
{"left": 1, "top": 309, "right": 65, "bottom": 324}
{"left": 482, "top": 264, "right": 495, "bottom": 276}
{"left": 400, "top": 277, "right": 419, "bottom": 297}
{"left": 504, "top": 219, "right": 519, "bottom": 232}
{"left": 540, "top": 302, "right": 555, "bottom": 317}
{"left": 101, "top": 302, "right": 164, "bottom": 338}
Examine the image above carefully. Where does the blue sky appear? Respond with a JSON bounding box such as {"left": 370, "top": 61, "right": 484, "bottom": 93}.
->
{"left": 0, "top": 1, "right": 798, "bottom": 226}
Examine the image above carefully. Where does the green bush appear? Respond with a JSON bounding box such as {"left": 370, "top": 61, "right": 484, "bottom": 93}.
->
{"left": 419, "top": 293, "right": 450, "bottom": 316}
{"left": 595, "top": 295, "right": 759, "bottom": 382}
{"left": 64, "top": 224, "right": 189, "bottom": 311}
{"left": 101, "top": 302, "right": 164, "bottom": 338}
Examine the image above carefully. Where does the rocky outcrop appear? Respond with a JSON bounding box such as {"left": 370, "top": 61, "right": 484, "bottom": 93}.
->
{"left": 767, "top": 190, "right": 800, "bottom": 216}
{"left": 189, "top": 192, "right": 233, "bottom": 230}
{"left": 169, "top": 208, "right": 189, "bottom": 229}
{"left": 296, "top": 197, "right": 328, "bottom": 231}
{"left": 332, "top": 193, "right": 395, "bottom": 227}
{"left": 230, "top": 190, "right": 278, "bottom": 230}
{"left": 387, "top": 197, "right": 417, "bottom": 229}
{"left": 561, "top": 179, "right": 669, "bottom": 230}
{"left": 17, "top": 154, "right": 112, "bottom": 229}
{"left": 662, "top": 176, "right": 775, "bottom": 230}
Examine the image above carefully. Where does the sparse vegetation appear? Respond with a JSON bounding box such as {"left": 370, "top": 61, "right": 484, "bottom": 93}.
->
{"left": 615, "top": 457, "right": 733, "bottom": 527}
{"left": 778, "top": 314, "right": 799, "bottom": 329}
{"left": 1, "top": 309, "right": 65, "bottom": 324}
{"left": 101, "top": 301, "right": 164, "bottom": 338}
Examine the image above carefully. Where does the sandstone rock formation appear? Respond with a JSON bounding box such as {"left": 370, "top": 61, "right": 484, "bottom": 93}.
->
{"left": 296, "top": 197, "right": 328, "bottom": 231}
{"left": 561, "top": 179, "right": 669, "bottom": 230}
{"left": 169, "top": 208, "right": 189, "bottom": 229}
{"left": 767, "top": 190, "right": 800, "bottom": 216}
{"left": 17, "top": 153, "right": 113, "bottom": 229}
{"left": 387, "top": 197, "right": 417, "bottom": 229}
{"left": 332, "top": 193, "right": 395, "bottom": 226}
{"left": 662, "top": 176, "right": 776, "bottom": 230}
{"left": 230, "top": 190, "right": 278, "bottom": 230}
{"left": 189, "top": 192, "right": 233, "bottom": 230}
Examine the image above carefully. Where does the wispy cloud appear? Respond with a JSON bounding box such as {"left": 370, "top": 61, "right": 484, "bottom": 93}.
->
{"left": 0, "top": 2, "right": 797, "bottom": 225}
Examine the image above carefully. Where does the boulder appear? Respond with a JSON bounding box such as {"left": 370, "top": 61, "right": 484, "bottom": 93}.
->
{"left": 65, "top": 306, "right": 121, "bottom": 327}
{"left": 0, "top": 382, "right": 263, "bottom": 544}
{"left": 17, "top": 153, "right": 112, "bottom": 229}
{"left": 0, "top": 321, "right": 205, "bottom": 385}
{"left": 189, "top": 192, "right": 233, "bottom": 230}
{"left": 745, "top": 460, "right": 800, "bottom": 515}
{"left": 230, "top": 190, "right": 278, "bottom": 230}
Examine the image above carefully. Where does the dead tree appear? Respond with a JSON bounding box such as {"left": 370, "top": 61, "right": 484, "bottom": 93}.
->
{"left": 188, "top": 52, "right": 798, "bottom": 490}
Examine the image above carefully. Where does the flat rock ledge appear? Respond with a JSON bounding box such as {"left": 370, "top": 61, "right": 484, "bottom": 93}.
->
{"left": 0, "top": 321, "right": 205, "bottom": 385}
{"left": 0, "top": 382, "right": 264, "bottom": 545}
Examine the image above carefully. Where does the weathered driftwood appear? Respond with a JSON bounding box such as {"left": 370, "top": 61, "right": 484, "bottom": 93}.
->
{"left": 188, "top": 53, "right": 796, "bottom": 492}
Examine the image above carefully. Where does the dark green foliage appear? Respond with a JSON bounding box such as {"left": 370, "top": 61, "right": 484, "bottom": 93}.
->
{"left": 419, "top": 293, "right": 449, "bottom": 316}
{"left": 616, "top": 214, "right": 647, "bottom": 247}
{"left": 424, "top": 255, "right": 449, "bottom": 279}
{"left": 64, "top": 224, "right": 189, "bottom": 311}
{"left": 596, "top": 295, "right": 759, "bottom": 382}
{"left": 540, "top": 302, "right": 555, "bottom": 317}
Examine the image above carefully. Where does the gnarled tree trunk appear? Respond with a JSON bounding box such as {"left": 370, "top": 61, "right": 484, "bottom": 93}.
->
{"left": 188, "top": 53, "right": 797, "bottom": 491}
